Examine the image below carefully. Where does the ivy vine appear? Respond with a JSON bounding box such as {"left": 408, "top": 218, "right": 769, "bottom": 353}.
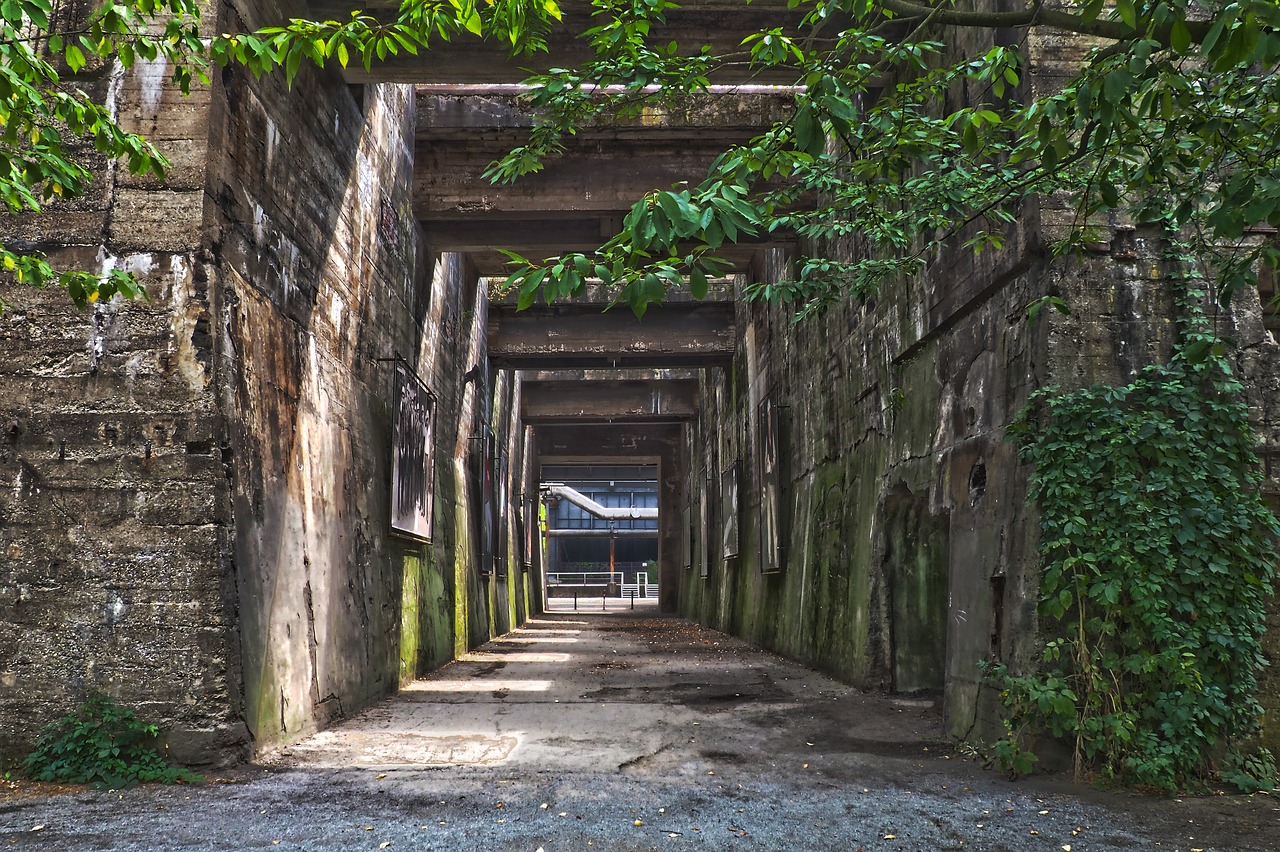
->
{"left": 996, "top": 274, "right": 1278, "bottom": 791}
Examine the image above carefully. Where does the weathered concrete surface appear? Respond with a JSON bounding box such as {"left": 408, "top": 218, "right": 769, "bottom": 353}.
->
{"left": 521, "top": 378, "right": 699, "bottom": 423}
{"left": 0, "top": 7, "right": 242, "bottom": 765}
{"left": 677, "top": 234, "right": 1049, "bottom": 743}
{"left": 1, "top": 0, "right": 546, "bottom": 769}
{"left": 490, "top": 303, "right": 735, "bottom": 370}
{"left": 4, "top": 614, "right": 1276, "bottom": 851}
{"left": 206, "top": 16, "right": 428, "bottom": 746}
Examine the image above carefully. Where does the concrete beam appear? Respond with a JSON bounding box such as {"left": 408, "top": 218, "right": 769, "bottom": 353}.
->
{"left": 522, "top": 368, "right": 700, "bottom": 382}
{"left": 521, "top": 379, "right": 699, "bottom": 423}
{"left": 467, "top": 247, "right": 772, "bottom": 278}
{"left": 535, "top": 423, "right": 680, "bottom": 463}
{"left": 489, "top": 303, "right": 734, "bottom": 369}
{"left": 424, "top": 221, "right": 790, "bottom": 276}
{"left": 306, "top": 1, "right": 807, "bottom": 85}
{"left": 415, "top": 138, "right": 731, "bottom": 220}
{"left": 416, "top": 91, "right": 795, "bottom": 140}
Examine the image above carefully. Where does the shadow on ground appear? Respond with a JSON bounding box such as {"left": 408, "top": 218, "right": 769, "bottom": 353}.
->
{"left": 2, "top": 613, "right": 1277, "bottom": 850}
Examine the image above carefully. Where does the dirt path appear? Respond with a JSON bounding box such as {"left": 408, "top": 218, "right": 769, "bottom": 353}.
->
{"left": 2, "top": 612, "right": 1276, "bottom": 850}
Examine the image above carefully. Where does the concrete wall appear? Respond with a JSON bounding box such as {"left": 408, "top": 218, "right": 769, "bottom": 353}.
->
{"left": 0, "top": 6, "right": 239, "bottom": 764}
{"left": 677, "top": 192, "right": 1279, "bottom": 750}
{"left": 672, "top": 10, "right": 1280, "bottom": 748}
{"left": 206, "top": 43, "right": 425, "bottom": 743}
{"left": 677, "top": 236, "right": 1052, "bottom": 740}
{"left": 0, "top": 0, "right": 538, "bottom": 766}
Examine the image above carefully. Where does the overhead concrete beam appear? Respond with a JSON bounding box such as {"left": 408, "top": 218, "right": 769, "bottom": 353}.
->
{"left": 423, "top": 221, "right": 792, "bottom": 276}
{"left": 490, "top": 303, "right": 734, "bottom": 369}
{"left": 535, "top": 422, "right": 682, "bottom": 463}
{"left": 416, "top": 90, "right": 796, "bottom": 141}
{"left": 522, "top": 368, "right": 700, "bottom": 382}
{"left": 521, "top": 379, "right": 699, "bottom": 423}
{"left": 305, "top": 1, "right": 808, "bottom": 85}
{"left": 465, "top": 246, "right": 775, "bottom": 278}
{"left": 415, "top": 138, "right": 730, "bottom": 220}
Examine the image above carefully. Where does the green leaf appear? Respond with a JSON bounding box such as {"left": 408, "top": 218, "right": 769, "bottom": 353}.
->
{"left": 1170, "top": 18, "right": 1192, "bottom": 53}
{"left": 689, "top": 266, "right": 708, "bottom": 299}
{"left": 64, "top": 45, "right": 85, "bottom": 72}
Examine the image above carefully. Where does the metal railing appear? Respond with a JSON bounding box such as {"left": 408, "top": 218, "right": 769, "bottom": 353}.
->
{"left": 545, "top": 567, "right": 658, "bottom": 599}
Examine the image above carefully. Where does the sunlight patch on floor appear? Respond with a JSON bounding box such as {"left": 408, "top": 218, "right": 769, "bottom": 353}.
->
{"left": 459, "top": 651, "right": 572, "bottom": 663}
{"left": 405, "top": 679, "right": 553, "bottom": 692}
{"left": 281, "top": 731, "right": 520, "bottom": 767}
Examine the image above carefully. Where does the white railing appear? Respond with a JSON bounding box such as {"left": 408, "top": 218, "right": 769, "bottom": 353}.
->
{"left": 545, "top": 569, "right": 658, "bottom": 599}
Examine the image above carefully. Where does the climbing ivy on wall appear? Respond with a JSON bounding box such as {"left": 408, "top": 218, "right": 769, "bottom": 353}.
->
{"left": 1000, "top": 315, "right": 1278, "bottom": 792}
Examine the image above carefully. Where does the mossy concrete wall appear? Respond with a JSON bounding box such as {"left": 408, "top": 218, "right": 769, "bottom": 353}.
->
{"left": 0, "top": 0, "right": 538, "bottom": 766}
{"left": 679, "top": 220, "right": 1280, "bottom": 747}
{"left": 678, "top": 236, "right": 1051, "bottom": 741}
{"left": 679, "top": 15, "right": 1280, "bottom": 746}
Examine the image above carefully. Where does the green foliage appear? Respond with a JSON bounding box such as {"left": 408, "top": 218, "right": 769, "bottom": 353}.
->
{"left": 1221, "top": 747, "right": 1278, "bottom": 793}
{"left": 22, "top": 694, "right": 201, "bottom": 788}
{"left": 0, "top": 0, "right": 562, "bottom": 311}
{"left": 491, "top": 0, "right": 1280, "bottom": 316}
{"left": 999, "top": 282, "right": 1278, "bottom": 790}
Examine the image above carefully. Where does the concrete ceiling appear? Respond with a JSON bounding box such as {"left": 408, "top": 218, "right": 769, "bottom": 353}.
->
{"left": 306, "top": 1, "right": 808, "bottom": 85}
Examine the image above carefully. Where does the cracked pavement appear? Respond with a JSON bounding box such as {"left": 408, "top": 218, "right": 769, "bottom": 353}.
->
{"left": 2, "top": 611, "right": 1277, "bottom": 850}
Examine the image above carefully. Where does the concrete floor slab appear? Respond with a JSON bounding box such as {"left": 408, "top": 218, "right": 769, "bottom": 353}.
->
{"left": 3, "top": 613, "right": 1277, "bottom": 851}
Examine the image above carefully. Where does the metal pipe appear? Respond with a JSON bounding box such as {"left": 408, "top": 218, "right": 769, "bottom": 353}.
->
{"left": 545, "top": 484, "right": 658, "bottom": 520}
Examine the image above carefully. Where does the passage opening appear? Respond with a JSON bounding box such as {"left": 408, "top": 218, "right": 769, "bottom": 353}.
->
{"left": 540, "top": 463, "right": 660, "bottom": 612}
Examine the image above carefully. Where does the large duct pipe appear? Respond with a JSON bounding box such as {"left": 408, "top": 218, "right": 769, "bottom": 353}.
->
{"left": 545, "top": 483, "right": 658, "bottom": 520}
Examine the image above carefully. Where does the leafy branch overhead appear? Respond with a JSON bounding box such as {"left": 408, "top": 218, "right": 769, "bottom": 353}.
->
{"left": 0, "top": 0, "right": 562, "bottom": 309}
{"left": 491, "top": 0, "right": 1280, "bottom": 316}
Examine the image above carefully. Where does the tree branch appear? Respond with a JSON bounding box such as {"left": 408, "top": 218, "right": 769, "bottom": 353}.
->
{"left": 876, "top": 0, "right": 1213, "bottom": 45}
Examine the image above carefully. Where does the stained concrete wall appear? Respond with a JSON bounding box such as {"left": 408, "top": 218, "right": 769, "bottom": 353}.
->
{"left": 0, "top": 7, "right": 238, "bottom": 764}
{"left": 207, "top": 40, "right": 427, "bottom": 741}
{"left": 675, "top": 10, "right": 1280, "bottom": 748}
{"left": 678, "top": 199, "right": 1279, "bottom": 749}
{"left": 678, "top": 237, "right": 1051, "bottom": 741}
{"left": 208, "top": 0, "right": 537, "bottom": 745}
{"left": 0, "top": 0, "right": 537, "bottom": 766}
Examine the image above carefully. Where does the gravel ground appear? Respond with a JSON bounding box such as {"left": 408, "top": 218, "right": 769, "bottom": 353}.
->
{"left": 2, "top": 612, "right": 1276, "bottom": 851}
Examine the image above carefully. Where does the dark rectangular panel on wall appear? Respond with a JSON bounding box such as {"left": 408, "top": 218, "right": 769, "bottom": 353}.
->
{"left": 699, "top": 467, "right": 712, "bottom": 579}
{"left": 683, "top": 504, "right": 694, "bottom": 571}
{"left": 496, "top": 450, "right": 510, "bottom": 578}
{"left": 471, "top": 425, "right": 497, "bottom": 576}
{"left": 524, "top": 494, "right": 539, "bottom": 570}
{"left": 391, "top": 359, "right": 436, "bottom": 542}
{"left": 758, "top": 397, "right": 787, "bottom": 574}
{"left": 721, "top": 460, "right": 740, "bottom": 560}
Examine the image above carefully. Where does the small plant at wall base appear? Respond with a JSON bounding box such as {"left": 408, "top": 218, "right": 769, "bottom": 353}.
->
{"left": 22, "top": 694, "right": 201, "bottom": 788}
{"left": 997, "top": 329, "right": 1279, "bottom": 793}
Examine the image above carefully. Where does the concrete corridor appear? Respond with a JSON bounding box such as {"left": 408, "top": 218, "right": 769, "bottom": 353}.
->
{"left": 4, "top": 615, "right": 1277, "bottom": 850}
